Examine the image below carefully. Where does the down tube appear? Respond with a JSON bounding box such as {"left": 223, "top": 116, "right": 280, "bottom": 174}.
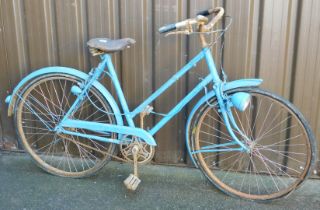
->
{"left": 149, "top": 74, "right": 213, "bottom": 135}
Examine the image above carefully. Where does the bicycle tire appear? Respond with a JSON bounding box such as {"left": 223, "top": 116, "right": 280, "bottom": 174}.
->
{"left": 189, "top": 87, "right": 316, "bottom": 201}
{"left": 14, "top": 73, "right": 118, "bottom": 178}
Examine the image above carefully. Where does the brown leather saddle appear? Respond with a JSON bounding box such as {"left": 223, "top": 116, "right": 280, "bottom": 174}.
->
{"left": 87, "top": 38, "right": 136, "bottom": 55}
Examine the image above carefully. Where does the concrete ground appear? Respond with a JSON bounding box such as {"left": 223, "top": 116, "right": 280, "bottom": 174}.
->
{"left": 0, "top": 152, "right": 319, "bottom": 210}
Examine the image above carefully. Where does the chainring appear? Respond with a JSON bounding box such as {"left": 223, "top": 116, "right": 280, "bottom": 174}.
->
{"left": 119, "top": 136, "right": 155, "bottom": 164}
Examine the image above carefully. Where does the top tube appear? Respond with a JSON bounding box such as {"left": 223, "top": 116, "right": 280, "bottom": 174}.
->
{"left": 129, "top": 48, "right": 209, "bottom": 118}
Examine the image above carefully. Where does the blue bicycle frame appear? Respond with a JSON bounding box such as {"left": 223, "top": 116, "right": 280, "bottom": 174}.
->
{"left": 52, "top": 47, "right": 258, "bottom": 153}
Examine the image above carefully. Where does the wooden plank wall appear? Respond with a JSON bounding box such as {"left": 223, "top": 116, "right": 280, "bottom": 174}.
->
{"left": 0, "top": 0, "right": 319, "bottom": 167}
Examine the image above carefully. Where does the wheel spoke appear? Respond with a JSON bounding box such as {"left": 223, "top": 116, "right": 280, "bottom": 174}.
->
{"left": 17, "top": 75, "right": 117, "bottom": 177}
{"left": 193, "top": 88, "right": 313, "bottom": 200}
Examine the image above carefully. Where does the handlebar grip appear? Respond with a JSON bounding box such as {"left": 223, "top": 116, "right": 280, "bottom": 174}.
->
{"left": 158, "top": 23, "right": 176, "bottom": 34}
{"left": 197, "top": 9, "right": 211, "bottom": 17}
{"left": 196, "top": 8, "right": 216, "bottom": 17}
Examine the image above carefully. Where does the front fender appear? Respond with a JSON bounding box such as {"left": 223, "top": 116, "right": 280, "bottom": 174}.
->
{"left": 186, "top": 78, "right": 263, "bottom": 167}
{"left": 5, "top": 66, "right": 123, "bottom": 126}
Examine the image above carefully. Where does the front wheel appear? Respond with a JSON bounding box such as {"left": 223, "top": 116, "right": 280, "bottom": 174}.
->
{"left": 189, "top": 87, "right": 316, "bottom": 201}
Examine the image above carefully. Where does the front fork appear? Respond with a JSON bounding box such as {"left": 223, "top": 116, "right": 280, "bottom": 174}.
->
{"left": 213, "top": 83, "right": 251, "bottom": 153}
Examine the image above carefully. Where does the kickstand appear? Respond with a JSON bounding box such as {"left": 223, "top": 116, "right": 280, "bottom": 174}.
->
{"left": 123, "top": 145, "right": 141, "bottom": 191}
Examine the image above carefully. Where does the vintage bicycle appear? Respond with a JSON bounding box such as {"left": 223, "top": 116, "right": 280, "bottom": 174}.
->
{"left": 5, "top": 7, "right": 316, "bottom": 201}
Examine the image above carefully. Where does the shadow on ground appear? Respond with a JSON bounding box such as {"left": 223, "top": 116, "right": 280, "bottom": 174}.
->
{"left": 0, "top": 152, "right": 319, "bottom": 210}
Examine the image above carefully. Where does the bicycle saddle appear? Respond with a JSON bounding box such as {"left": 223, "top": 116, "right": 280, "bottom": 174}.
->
{"left": 87, "top": 38, "right": 136, "bottom": 54}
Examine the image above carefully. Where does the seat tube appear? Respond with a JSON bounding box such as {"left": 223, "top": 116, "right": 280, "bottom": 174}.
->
{"left": 104, "top": 55, "right": 135, "bottom": 127}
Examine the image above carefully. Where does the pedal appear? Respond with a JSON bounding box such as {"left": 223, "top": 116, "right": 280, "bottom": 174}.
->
{"left": 123, "top": 173, "right": 141, "bottom": 191}
{"left": 123, "top": 145, "right": 141, "bottom": 191}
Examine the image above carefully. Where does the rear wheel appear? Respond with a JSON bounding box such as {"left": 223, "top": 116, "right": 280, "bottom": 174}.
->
{"left": 15, "top": 73, "right": 118, "bottom": 178}
{"left": 190, "top": 88, "right": 315, "bottom": 200}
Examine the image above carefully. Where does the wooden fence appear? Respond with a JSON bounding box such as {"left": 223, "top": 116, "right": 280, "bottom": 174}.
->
{"left": 0, "top": 0, "right": 319, "bottom": 168}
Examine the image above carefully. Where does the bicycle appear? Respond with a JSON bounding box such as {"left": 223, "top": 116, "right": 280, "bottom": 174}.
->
{"left": 5, "top": 7, "right": 316, "bottom": 201}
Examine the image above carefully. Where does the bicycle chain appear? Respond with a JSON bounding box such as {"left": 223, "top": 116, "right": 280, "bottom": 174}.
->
{"left": 59, "top": 134, "right": 128, "bottom": 162}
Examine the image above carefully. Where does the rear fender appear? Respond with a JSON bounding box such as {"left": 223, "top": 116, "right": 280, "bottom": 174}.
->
{"left": 5, "top": 66, "right": 123, "bottom": 126}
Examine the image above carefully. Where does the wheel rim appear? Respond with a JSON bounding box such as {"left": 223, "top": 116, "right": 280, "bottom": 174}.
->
{"left": 194, "top": 89, "right": 312, "bottom": 200}
{"left": 16, "top": 75, "right": 117, "bottom": 176}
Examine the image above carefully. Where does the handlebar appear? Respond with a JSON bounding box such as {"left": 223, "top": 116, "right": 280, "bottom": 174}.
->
{"left": 158, "top": 7, "right": 224, "bottom": 34}
{"left": 202, "top": 7, "right": 224, "bottom": 31}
